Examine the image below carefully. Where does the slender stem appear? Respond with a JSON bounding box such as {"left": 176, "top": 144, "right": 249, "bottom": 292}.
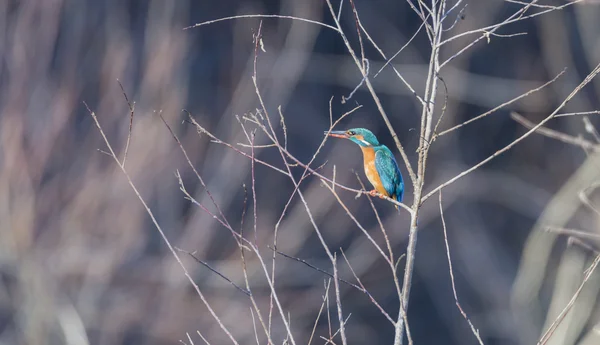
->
{"left": 395, "top": 3, "right": 444, "bottom": 343}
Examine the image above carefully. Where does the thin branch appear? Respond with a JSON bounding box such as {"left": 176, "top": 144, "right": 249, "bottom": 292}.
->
{"left": 424, "top": 62, "right": 600, "bottom": 202}
{"left": 340, "top": 249, "right": 395, "bottom": 324}
{"left": 320, "top": 313, "right": 351, "bottom": 345}
{"left": 538, "top": 254, "right": 600, "bottom": 345}
{"left": 373, "top": 16, "right": 429, "bottom": 84}
{"left": 117, "top": 80, "right": 135, "bottom": 167}
{"left": 250, "top": 130, "right": 258, "bottom": 245}
{"left": 355, "top": 175, "right": 394, "bottom": 263}
{"left": 237, "top": 143, "right": 277, "bottom": 148}
{"left": 405, "top": 0, "right": 435, "bottom": 37}
{"left": 185, "top": 111, "right": 289, "bottom": 176}
{"left": 321, "top": 181, "right": 391, "bottom": 265}
{"left": 270, "top": 248, "right": 363, "bottom": 295}
{"left": 580, "top": 181, "right": 600, "bottom": 217}
{"left": 84, "top": 102, "right": 240, "bottom": 345}
{"left": 251, "top": 26, "right": 308, "bottom": 345}
{"left": 504, "top": 0, "right": 565, "bottom": 10}
{"left": 196, "top": 331, "right": 211, "bottom": 345}
{"left": 159, "top": 113, "right": 236, "bottom": 232}
{"left": 175, "top": 247, "right": 251, "bottom": 296}
{"left": 176, "top": 171, "right": 241, "bottom": 240}
{"left": 308, "top": 280, "right": 331, "bottom": 345}
{"left": 511, "top": 111, "right": 599, "bottom": 151}
{"left": 545, "top": 226, "right": 600, "bottom": 240}
{"left": 167, "top": 113, "right": 275, "bottom": 345}
{"left": 436, "top": 70, "right": 565, "bottom": 138}
{"left": 583, "top": 117, "right": 600, "bottom": 143}
{"left": 431, "top": 73, "right": 450, "bottom": 142}
{"left": 356, "top": 3, "right": 427, "bottom": 106}
{"left": 568, "top": 237, "right": 600, "bottom": 254}
{"left": 439, "top": 192, "right": 485, "bottom": 345}
{"left": 184, "top": 14, "right": 339, "bottom": 31}
{"left": 333, "top": 253, "right": 349, "bottom": 345}
{"left": 342, "top": 60, "right": 369, "bottom": 103}
{"left": 555, "top": 110, "right": 600, "bottom": 118}
{"left": 278, "top": 106, "right": 288, "bottom": 150}
{"left": 348, "top": 0, "right": 366, "bottom": 70}
{"left": 250, "top": 309, "right": 260, "bottom": 345}
{"left": 337, "top": 0, "right": 344, "bottom": 21}
{"left": 440, "top": 0, "right": 584, "bottom": 68}
{"left": 442, "top": 2, "right": 467, "bottom": 32}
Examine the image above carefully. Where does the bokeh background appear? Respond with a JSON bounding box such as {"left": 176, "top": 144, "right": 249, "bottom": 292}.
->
{"left": 2, "top": 0, "right": 600, "bottom": 344}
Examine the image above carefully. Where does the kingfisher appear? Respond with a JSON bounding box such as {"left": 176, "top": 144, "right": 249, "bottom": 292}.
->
{"left": 326, "top": 128, "right": 404, "bottom": 205}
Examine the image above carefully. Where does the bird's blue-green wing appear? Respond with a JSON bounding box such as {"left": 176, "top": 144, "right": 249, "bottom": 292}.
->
{"left": 375, "top": 147, "right": 404, "bottom": 202}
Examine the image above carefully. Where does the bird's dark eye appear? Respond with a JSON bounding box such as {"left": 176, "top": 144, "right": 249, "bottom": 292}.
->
{"left": 347, "top": 130, "right": 356, "bottom": 136}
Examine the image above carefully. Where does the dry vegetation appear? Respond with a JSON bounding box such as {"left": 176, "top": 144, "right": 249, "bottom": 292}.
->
{"left": 2, "top": 1, "right": 600, "bottom": 345}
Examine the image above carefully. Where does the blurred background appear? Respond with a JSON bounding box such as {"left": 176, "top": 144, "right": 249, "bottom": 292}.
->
{"left": 2, "top": 0, "right": 600, "bottom": 344}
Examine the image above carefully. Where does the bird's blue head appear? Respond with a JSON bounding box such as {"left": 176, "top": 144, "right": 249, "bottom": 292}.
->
{"left": 325, "top": 128, "right": 380, "bottom": 147}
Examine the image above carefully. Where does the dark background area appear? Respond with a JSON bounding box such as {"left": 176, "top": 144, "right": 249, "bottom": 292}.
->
{"left": 1, "top": 1, "right": 600, "bottom": 344}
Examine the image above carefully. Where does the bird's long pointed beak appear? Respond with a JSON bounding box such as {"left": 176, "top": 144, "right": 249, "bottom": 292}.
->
{"left": 325, "top": 130, "right": 349, "bottom": 139}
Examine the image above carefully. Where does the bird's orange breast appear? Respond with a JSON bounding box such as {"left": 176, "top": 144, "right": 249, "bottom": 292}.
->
{"left": 360, "top": 147, "right": 389, "bottom": 196}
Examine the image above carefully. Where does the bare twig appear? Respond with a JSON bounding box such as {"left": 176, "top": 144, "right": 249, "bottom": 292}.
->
{"left": 545, "top": 226, "right": 600, "bottom": 240}
{"left": 440, "top": 0, "right": 585, "bottom": 68}
{"left": 355, "top": 175, "right": 394, "bottom": 262}
{"left": 555, "top": 110, "right": 600, "bottom": 118}
{"left": 250, "top": 130, "right": 258, "bottom": 245}
{"left": 184, "top": 14, "right": 339, "bottom": 31}
{"left": 308, "top": 280, "right": 331, "bottom": 345}
{"left": 504, "top": 0, "right": 566, "bottom": 10}
{"left": 348, "top": 0, "right": 365, "bottom": 70}
{"left": 175, "top": 247, "right": 251, "bottom": 296}
{"left": 424, "top": 62, "right": 600, "bottom": 202}
{"left": 580, "top": 181, "right": 600, "bottom": 217}
{"left": 373, "top": 17, "right": 429, "bottom": 82}
{"left": 340, "top": 249, "right": 395, "bottom": 324}
{"left": 117, "top": 80, "right": 135, "bottom": 167}
{"left": 84, "top": 102, "right": 240, "bottom": 345}
{"left": 439, "top": 192, "right": 484, "bottom": 345}
{"left": 159, "top": 113, "right": 236, "bottom": 233}
{"left": 185, "top": 111, "right": 289, "bottom": 175}
{"left": 270, "top": 248, "right": 362, "bottom": 299}
{"left": 250, "top": 309, "right": 260, "bottom": 345}
{"left": 537, "top": 254, "right": 600, "bottom": 345}
{"left": 321, "top": 181, "right": 391, "bottom": 264}
{"left": 435, "top": 70, "right": 565, "bottom": 138}
{"left": 196, "top": 331, "right": 211, "bottom": 345}
{"left": 583, "top": 117, "right": 600, "bottom": 143}
{"left": 511, "top": 112, "right": 599, "bottom": 151}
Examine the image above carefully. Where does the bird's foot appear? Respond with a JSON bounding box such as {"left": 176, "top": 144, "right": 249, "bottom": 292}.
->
{"left": 369, "top": 190, "right": 385, "bottom": 199}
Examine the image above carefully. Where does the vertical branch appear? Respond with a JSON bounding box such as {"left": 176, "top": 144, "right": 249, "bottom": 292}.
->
{"left": 395, "top": 2, "right": 444, "bottom": 344}
{"left": 439, "top": 192, "right": 485, "bottom": 345}
{"left": 395, "top": 217, "right": 418, "bottom": 345}
{"left": 117, "top": 80, "right": 135, "bottom": 168}
{"left": 250, "top": 130, "right": 258, "bottom": 245}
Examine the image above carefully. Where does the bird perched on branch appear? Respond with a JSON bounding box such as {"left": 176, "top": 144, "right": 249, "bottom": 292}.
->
{"left": 326, "top": 128, "right": 404, "bottom": 206}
